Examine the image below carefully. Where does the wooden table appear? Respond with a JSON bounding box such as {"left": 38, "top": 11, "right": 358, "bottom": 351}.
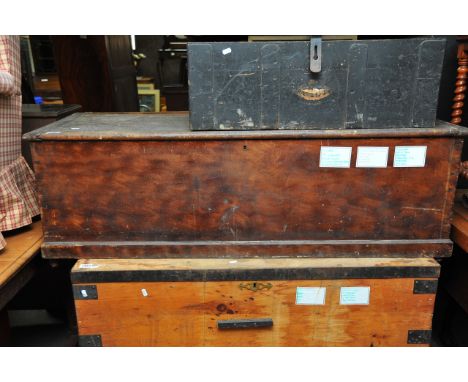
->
{"left": 451, "top": 195, "right": 468, "bottom": 252}
{"left": 432, "top": 190, "right": 468, "bottom": 345}
{"left": 0, "top": 221, "right": 43, "bottom": 344}
{"left": 445, "top": 192, "right": 468, "bottom": 307}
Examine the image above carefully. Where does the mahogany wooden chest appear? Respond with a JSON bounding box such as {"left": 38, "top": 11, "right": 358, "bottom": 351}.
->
{"left": 188, "top": 38, "right": 445, "bottom": 130}
{"left": 71, "top": 257, "right": 439, "bottom": 346}
{"left": 24, "top": 113, "right": 467, "bottom": 259}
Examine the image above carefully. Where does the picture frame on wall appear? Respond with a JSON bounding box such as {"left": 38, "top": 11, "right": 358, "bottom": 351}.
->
{"left": 137, "top": 83, "right": 155, "bottom": 91}
{"left": 138, "top": 89, "right": 160, "bottom": 112}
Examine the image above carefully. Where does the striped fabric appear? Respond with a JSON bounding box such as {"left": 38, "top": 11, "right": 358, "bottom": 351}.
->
{"left": 0, "top": 35, "right": 40, "bottom": 251}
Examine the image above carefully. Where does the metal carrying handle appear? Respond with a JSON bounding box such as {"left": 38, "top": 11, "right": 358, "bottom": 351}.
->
{"left": 217, "top": 318, "right": 273, "bottom": 330}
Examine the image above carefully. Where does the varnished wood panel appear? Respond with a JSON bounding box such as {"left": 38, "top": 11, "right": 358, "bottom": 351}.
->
{"left": 74, "top": 277, "right": 435, "bottom": 346}
{"left": 75, "top": 282, "right": 205, "bottom": 346}
{"left": 204, "top": 279, "right": 435, "bottom": 347}
{"left": 31, "top": 133, "right": 462, "bottom": 258}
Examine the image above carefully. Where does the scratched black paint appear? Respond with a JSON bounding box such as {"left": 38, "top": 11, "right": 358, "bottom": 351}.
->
{"left": 188, "top": 38, "right": 446, "bottom": 130}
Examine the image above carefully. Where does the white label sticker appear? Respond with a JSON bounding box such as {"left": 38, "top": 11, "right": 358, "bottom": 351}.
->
{"left": 296, "top": 287, "right": 326, "bottom": 305}
{"left": 340, "top": 287, "right": 370, "bottom": 305}
{"left": 393, "top": 146, "right": 427, "bottom": 167}
{"left": 356, "top": 146, "right": 389, "bottom": 168}
{"left": 319, "top": 147, "right": 352, "bottom": 168}
{"left": 222, "top": 47, "right": 232, "bottom": 55}
{"left": 79, "top": 263, "right": 99, "bottom": 269}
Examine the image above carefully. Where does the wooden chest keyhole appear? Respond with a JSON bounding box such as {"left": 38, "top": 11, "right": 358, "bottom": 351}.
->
{"left": 239, "top": 282, "right": 272, "bottom": 292}
{"left": 313, "top": 45, "right": 318, "bottom": 60}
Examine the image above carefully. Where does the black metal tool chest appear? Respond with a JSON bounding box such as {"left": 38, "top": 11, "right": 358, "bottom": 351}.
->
{"left": 188, "top": 38, "right": 446, "bottom": 131}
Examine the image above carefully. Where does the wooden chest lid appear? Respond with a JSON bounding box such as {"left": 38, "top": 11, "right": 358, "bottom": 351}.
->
{"left": 23, "top": 112, "right": 468, "bottom": 142}
{"left": 71, "top": 258, "right": 440, "bottom": 283}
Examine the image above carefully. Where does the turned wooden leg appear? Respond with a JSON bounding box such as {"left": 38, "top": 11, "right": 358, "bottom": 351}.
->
{"left": 451, "top": 42, "right": 468, "bottom": 125}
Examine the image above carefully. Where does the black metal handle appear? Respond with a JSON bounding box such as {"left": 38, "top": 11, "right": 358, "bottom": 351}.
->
{"left": 217, "top": 318, "right": 273, "bottom": 330}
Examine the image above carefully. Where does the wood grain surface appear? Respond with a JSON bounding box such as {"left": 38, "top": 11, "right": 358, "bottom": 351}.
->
{"left": 0, "top": 221, "right": 43, "bottom": 287}
{"left": 74, "top": 277, "right": 435, "bottom": 346}
{"left": 73, "top": 257, "right": 439, "bottom": 273}
{"left": 0, "top": 221, "right": 43, "bottom": 310}
{"left": 31, "top": 130, "right": 463, "bottom": 258}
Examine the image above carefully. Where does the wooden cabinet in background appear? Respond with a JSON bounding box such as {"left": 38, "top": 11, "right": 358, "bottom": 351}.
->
{"left": 51, "top": 36, "right": 138, "bottom": 112}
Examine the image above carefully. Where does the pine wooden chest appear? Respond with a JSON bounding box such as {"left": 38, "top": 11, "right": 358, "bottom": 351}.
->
{"left": 24, "top": 113, "right": 467, "bottom": 259}
{"left": 188, "top": 38, "right": 445, "bottom": 130}
{"left": 71, "top": 258, "right": 439, "bottom": 346}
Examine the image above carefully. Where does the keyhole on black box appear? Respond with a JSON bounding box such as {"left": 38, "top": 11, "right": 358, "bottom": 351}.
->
{"left": 313, "top": 45, "right": 318, "bottom": 60}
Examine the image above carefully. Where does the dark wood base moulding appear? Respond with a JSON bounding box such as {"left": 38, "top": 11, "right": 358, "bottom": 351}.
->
{"left": 42, "top": 239, "right": 452, "bottom": 259}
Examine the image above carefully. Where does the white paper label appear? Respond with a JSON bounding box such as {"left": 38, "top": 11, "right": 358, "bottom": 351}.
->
{"left": 393, "top": 146, "right": 427, "bottom": 167}
{"left": 319, "top": 147, "right": 352, "bottom": 168}
{"left": 222, "top": 47, "right": 232, "bottom": 55}
{"left": 356, "top": 146, "right": 389, "bottom": 168}
{"left": 296, "top": 287, "right": 326, "bottom": 305}
{"left": 79, "top": 263, "right": 99, "bottom": 269}
{"left": 340, "top": 287, "right": 370, "bottom": 305}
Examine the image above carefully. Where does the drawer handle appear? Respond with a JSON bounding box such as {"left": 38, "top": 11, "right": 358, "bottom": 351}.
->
{"left": 217, "top": 318, "right": 273, "bottom": 330}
